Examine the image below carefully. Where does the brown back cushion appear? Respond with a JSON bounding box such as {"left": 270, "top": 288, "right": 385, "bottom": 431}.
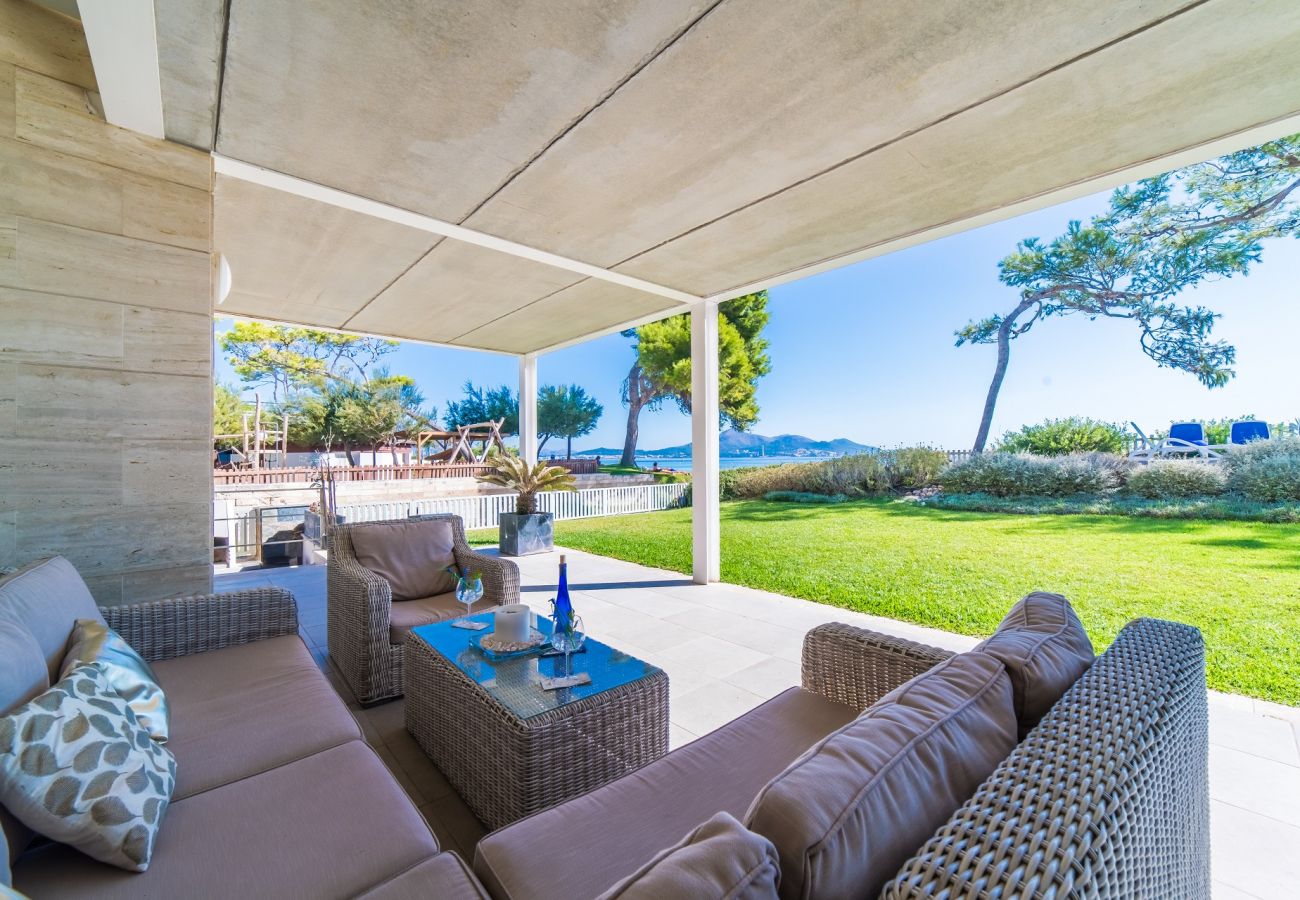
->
{"left": 349, "top": 520, "right": 458, "bottom": 601}
{"left": 746, "top": 651, "right": 1017, "bottom": 900}
{"left": 976, "top": 591, "right": 1094, "bottom": 736}
{"left": 0, "top": 557, "right": 104, "bottom": 679}
{"left": 597, "top": 812, "right": 779, "bottom": 900}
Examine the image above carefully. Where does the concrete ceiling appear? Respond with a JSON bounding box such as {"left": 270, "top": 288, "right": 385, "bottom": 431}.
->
{"left": 156, "top": 0, "right": 1300, "bottom": 354}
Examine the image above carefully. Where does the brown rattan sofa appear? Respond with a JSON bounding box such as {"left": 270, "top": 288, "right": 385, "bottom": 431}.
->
{"left": 3, "top": 556, "right": 1208, "bottom": 899}
{"left": 0, "top": 556, "right": 486, "bottom": 897}
{"left": 328, "top": 515, "right": 521, "bottom": 704}
{"left": 471, "top": 613, "right": 1209, "bottom": 899}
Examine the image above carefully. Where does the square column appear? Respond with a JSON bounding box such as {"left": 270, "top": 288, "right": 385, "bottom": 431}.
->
{"left": 691, "top": 301, "right": 720, "bottom": 584}
{"left": 518, "top": 353, "right": 538, "bottom": 466}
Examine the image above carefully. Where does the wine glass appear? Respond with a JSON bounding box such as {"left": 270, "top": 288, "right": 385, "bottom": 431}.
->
{"left": 455, "top": 573, "right": 485, "bottom": 624}
{"left": 549, "top": 614, "right": 586, "bottom": 678}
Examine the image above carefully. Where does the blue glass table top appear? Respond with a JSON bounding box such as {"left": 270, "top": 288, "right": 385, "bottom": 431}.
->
{"left": 410, "top": 612, "right": 664, "bottom": 721}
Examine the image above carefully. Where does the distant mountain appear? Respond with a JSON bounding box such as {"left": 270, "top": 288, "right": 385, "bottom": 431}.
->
{"left": 577, "top": 432, "right": 875, "bottom": 459}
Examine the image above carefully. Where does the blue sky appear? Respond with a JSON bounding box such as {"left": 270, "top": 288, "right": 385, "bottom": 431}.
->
{"left": 215, "top": 189, "right": 1300, "bottom": 452}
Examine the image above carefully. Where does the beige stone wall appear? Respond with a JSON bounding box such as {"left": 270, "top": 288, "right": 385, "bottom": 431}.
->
{"left": 0, "top": 4, "right": 213, "bottom": 604}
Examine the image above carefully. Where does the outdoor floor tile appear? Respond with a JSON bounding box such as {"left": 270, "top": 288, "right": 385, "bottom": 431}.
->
{"left": 664, "top": 606, "right": 806, "bottom": 662}
{"left": 589, "top": 585, "right": 700, "bottom": 619}
{"left": 386, "top": 730, "right": 455, "bottom": 804}
{"left": 668, "top": 723, "right": 698, "bottom": 751}
{"left": 1210, "top": 800, "right": 1300, "bottom": 900}
{"left": 1210, "top": 701, "right": 1300, "bottom": 766}
{"left": 723, "top": 656, "right": 802, "bottom": 700}
{"left": 1212, "top": 880, "right": 1263, "bottom": 900}
{"left": 672, "top": 679, "right": 768, "bottom": 737}
{"left": 1210, "top": 745, "right": 1300, "bottom": 828}
{"left": 423, "top": 792, "right": 487, "bottom": 858}
{"left": 652, "top": 635, "right": 770, "bottom": 680}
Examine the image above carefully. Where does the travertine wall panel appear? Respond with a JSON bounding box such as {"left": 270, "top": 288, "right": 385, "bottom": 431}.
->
{"left": 0, "top": 2, "right": 213, "bottom": 604}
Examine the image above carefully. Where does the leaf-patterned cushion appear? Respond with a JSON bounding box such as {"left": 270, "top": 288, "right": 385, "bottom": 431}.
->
{"left": 0, "top": 664, "right": 176, "bottom": 872}
{"left": 60, "top": 620, "right": 170, "bottom": 744}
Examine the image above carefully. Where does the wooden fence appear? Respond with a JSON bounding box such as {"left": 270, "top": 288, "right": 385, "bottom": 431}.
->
{"left": 213, "top": 457, "right": 599, "bottom": 485}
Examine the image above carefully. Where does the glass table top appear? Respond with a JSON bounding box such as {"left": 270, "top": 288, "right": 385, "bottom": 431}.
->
{"left": 411, "top": 611, "right": 663, "bottom": 721}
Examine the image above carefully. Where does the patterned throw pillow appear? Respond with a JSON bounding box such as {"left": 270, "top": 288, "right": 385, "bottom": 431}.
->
{"left": 0, "top": 664, "right": 177, "bottom": 872}
{"left": 61, "top": 620, "right": 170, "bottom": 743}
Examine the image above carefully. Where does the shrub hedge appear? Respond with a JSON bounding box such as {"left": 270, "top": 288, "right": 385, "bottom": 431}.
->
{"left": 721, "top": 449, "right": 948, "bottom": 500}
{"left": 1223, "top": 437, "right": 1300, "bottom": 501}
{"left": 995, "top": 417, "right": 1128, "bottom": 456}
{"left": 939, "top": 452, "right": 1127, "bottom": 497}
{"left": 1126, "top": 460, "right": 1227, "bottom": 498}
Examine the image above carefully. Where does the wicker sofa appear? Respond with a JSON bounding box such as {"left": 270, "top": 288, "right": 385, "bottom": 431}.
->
{"left": 328, "top": 515, "right": 521, "bottom": 704}
{"left": 472, "top": 614, "right": 1209, "bottom": 899}
{"left": 0, "top": 556, "right": 485, "bottom": 898}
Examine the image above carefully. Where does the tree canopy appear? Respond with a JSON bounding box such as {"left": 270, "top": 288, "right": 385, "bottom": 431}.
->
{"left": 619, "top": 292, "right": 771, "bottom": 466}
{"left": 537, "top": 385, "right": 603, "bottom": 458}
{"left": 443, "top": 382, "right": 519, "bottom": 435}
{"left": 288, "top": 371, "right": 435, "bottom": 451}
{"left": 957, "top": 133, "right": 1300, "bottom": 451}
{"left": 213, "top": 383, "right": 249, "bottom": 441}
{"left": 219, "top": 322, "right": 397, "bottom": 403}
{"left": 444, "top": 382, "right": 605, "bottom": 457}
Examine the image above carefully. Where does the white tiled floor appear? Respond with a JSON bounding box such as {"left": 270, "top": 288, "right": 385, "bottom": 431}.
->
{"left": 217, "top": 546, "right": 1300, "bottom": 899}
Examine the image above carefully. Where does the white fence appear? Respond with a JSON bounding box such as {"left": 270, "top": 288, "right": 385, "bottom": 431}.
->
{"left": 336, "top": 483, "right": 690, "bottom": 531}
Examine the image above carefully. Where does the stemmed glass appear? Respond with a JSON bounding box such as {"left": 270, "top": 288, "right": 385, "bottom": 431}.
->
{"left": 455, "top": 573, "right": 485, "bottom": 624}
{"left": 549, "top": 614, "right": 586, "bottom": 678}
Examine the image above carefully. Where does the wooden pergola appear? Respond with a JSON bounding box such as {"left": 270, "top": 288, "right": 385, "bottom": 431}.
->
{"left": 414, "top": 420, "right": 507, "bottom": 465}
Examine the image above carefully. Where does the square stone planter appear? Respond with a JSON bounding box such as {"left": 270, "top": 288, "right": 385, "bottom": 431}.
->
{"left": 498, "top": 512, "right": 554, "bottom": 556}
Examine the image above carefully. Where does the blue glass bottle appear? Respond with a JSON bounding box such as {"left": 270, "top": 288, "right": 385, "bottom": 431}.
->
{"left": 552, "top": 553, "right": 573, "bottom": 636}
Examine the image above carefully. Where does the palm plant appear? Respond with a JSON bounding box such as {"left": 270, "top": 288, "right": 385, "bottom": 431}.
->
{"left": 479, "top": 454, "right": 576, "bottom": 515}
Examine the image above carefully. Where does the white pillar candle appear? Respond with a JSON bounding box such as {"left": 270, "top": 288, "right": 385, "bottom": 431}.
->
{"left": 494, "top": 604, "right": 532, "bottom": 643}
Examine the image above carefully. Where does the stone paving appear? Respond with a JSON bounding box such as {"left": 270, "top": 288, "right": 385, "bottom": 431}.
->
{"left": 215, "top": 547, "right": 1300, "bottom": 898}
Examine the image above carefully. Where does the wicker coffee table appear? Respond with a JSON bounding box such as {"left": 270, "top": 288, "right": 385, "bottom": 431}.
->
{"left": 403, "top": 613, "right": 669, "bottom": 829}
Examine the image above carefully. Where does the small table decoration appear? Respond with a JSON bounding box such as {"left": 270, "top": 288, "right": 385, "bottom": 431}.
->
{"left": 449, "top": 566, "right": 488, "bottom": 629}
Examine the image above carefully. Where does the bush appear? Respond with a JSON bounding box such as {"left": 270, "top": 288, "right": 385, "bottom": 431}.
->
{"left": 1224, "top": 437, "right": 1300, "bottom": 501}
{"left": 996, "top": 417, "right": 1128, "bottom": 456}
{"left": 939, "top": 452, "right": 1128, "bottom": 497}
{"left": 763, "top": 491, "right": 848, "bottom": 504}
{"left": 1126, "top": 460, "right": 1227, "bottom": 498}
{"left": 725, "top": 449, "right": 948, "bottom": 499}
{"left": 883, "top": 447, "right": 950, "bottom": 490}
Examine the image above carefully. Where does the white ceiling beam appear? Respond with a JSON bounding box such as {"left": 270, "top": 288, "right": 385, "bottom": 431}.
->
{"left": 77, "top": 0, "right": 166, "bottom": 139}
{"left": 213, "top": 313, "right": 520, "bottom": 358}
{"left": 212, "top": 155, "right": 701, "bottom": 306}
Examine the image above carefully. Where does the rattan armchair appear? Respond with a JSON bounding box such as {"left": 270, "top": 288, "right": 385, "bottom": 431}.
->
{"left": 327, "top": 514, "right": 520, "bottom": 704}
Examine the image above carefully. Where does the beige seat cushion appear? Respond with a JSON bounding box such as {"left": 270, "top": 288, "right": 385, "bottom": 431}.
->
{"left": 0, "top": 557, "right": 104, "bottom": 679}
{"left": 598, "top": 812, "right": 779, "bottom": 900}
{"left": 351, "top": 520, "right": 458, "bottom": 601}
{"left": 389, "top": 592, "right": 463, "bottom": 644}
{"left": 11, "top": 741, "right": 440, "bottom": 900}
{"left": 357, "top": 854, "right": 488, "bottom": 899}
{"left": 475, "top": 686, "right": 856, "bottom": 900}
{"left": 746, "top": 652, "right": 1017, "bottom": 900}
{"left": 976, "top": 591, "right": 1094, "bottom": 735}
{"left": 152, "top": 635, "right": 359, "bottom": 799}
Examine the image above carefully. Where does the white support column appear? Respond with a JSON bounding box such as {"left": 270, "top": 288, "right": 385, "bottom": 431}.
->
{"left": 518, "top": 353, "right": 538, "bottom": 466}
{"left": 691, "top": 301, "right": 721, "bottom": 584}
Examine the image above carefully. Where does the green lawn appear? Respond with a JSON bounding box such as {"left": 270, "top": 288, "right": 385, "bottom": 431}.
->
{"left": 494, "top": 499, "right": 1300, "bottom": 705}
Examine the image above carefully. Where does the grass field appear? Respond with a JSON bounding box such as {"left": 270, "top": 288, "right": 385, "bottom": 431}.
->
{"left": 477, "top": 499, "right": 1300, "bottom": 705}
